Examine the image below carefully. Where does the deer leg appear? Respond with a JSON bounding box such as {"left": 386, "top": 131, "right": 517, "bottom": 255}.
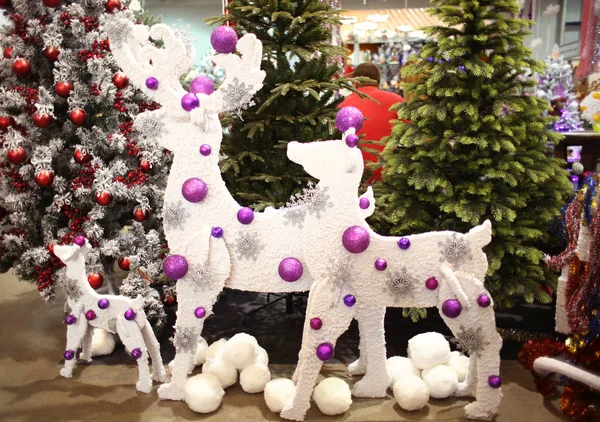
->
{"left": 281, "top": 281, "right": 355, "bottom": 421}
{"left": 79, "top": 327, "right": 94, "bottom": 362}
{"left": 141, "top": 323, "right": 166, "bottom": 383}
{"left": 60, "top": 318, "right": 88, "bottom": 379}
{"left": 347, "top": 315, "right": 368, "bottom": 376}
{"left": 117, "top": 317, "right": 153, "bottom": 393}
{"left": 352, "top": 305, "right": 390, "bottom": 397}
{"left": 456, "top": 353, "right": 477, "bottom": 397}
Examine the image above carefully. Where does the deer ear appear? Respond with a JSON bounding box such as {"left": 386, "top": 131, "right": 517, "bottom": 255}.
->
{"left": 53, "top": 245, "right": 77, "bottom": 263}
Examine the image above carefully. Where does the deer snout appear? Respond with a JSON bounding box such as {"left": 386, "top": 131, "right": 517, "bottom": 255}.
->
{"left": 287, "top": 141, "right": 304, "bottom": 165}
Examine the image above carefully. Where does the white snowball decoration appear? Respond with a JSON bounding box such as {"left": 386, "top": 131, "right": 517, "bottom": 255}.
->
{"left": 205, "top": 338, "right": 228, "bottom": 360}
{"left": 256, "top": 346, "right": 269, "bottom": 366}
{"left": 312, "top": 377, "right": 352, "bottom": 416}
{"left": 202, "top": 358, "right": 238, "bottom": 389}
{"left": 194, "top": 337, "right": 209, "bottom": 366}
{"left": 446, "top": 351, "right": 469, "bottom": 383}
{"left": 184, "top": 374, "right": 225, "bottom": 414}
{"left": 222, "top": 333, "right": 258, "bottom": 369}
{"left": 90, "top": 328, "right": 116, "bottom": 357}
{"left": 407, "top": 332, "right": 451, "bottom": 370}
{"left": 240, "top": 363, "right": 271, "bottom": 393}
{"left": 387, "top": 356, "right": 421, "bottom": 387}
{"left": 421, "top": 365, "right": 458, "bottom": 399}
{"left": 264, "top": 378, "right": 296, "bottom": 413}
{"left": 393, "top": 375, "right": 430, "bottom": 411}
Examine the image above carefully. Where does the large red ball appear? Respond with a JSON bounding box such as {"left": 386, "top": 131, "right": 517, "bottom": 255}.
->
{"left": 6, "top": 146, "right": 27, "bottom": 164}
{"left": 33, "top": 112, "right": 52, "bottom": 128}
{"left": 0, "top": 0, "right": 11, "bottom": 9}
{"left": 69, "top": 108, "right": 87, "bottom": 126}
{"left": 55, "top": 81, "right": 72, "bottom": 98}
{"left": 112, "top": 72, "right": 129, "bottom": 90}
{"left": 118, "top": 257, "right": 131, "bottom": 271}
{"left": 87, "top": 273, "right": 104, "bottom": 289}
{"left": 42, "top": 0, "right": 60, "bottom": 6}
{"left": 133, "top": 207, "right": 150, "bottom": 222}
{"left": 34, "top": 169, "right": 54, "bottom": 187}
{"left": 74, "top": 148, "right": 92, "bottom": 164}
{"left": 43, "top": 46, "right": 60, "bottom": 61}
{"left": 105, "top": 0, "right": 121, "bottom": 13}
{"left": 12, "top": 58, "right": 30, "bottom": 77}
{"left": 3, "top": 46, "right": 13, "bottom": 59}
{"left": 139, "top": 160, "right": 152, "bottom": 173}
{"left": 95, "top": 190, "right": 113, "bottom": 206}
{"left": 0, "top": 115, "right": 16, "bottom": 132}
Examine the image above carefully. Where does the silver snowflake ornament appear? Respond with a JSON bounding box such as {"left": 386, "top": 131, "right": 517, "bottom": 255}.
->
{"left": 173, "top": 326, "right": 198, "bottom": 353}
{"left": 190, "top": 265, "right": 212, "bottom": 290}
{"left": 163, "top": 201, "right": 190, "bottom": 231}
{"left": 234, "top": 231, "right": 264, "bottom": 261}
{"left": 325, "top": 258, "right": 353, "bottom": 288}
{"left": 439, "top": 234, "right": 471, "bottom": 267}
{"left": 283, "top": 206, "right": 307, "bottom": 228}
{"left": 453, "top": 325, "right": 490, "bottom": 356}
{"left": 387, "top": 268, "right": 415, "bottom": 297}
{"left": 222, "top": 77, "right": 255, "bottom": 117}
{"left": 107, "top": 318, "right": 117, "bottom": 334}
{"left": 60, "top": 277, "right": 83, "bottom": 301}
{"left": 135, "top": 114, "right": 165, "bottom": 140}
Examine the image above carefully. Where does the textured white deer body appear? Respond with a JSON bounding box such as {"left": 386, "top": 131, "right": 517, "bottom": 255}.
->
{"left": 282, "top": 139, "right": 503, "bottom": 421}
{"left": 54, "top": 241, "right": 165, "bottom": 393}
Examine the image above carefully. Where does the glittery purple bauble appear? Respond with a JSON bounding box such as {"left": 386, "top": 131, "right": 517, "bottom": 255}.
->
{"left": 211, "top": 226, "right": 223, "bottom": 238}
{"left": 124, "top": 308, "right": 136, "bottom": 321}
{"left": 425, "top": 277, "right": 439, "bottom": 290}
{"left": 488, "top": 375, "right": 501, "bottom": 388}
{"left": 374, "top": 258, "right": 387, "bottom": 271}
{"left": 316, "top": 342, "right": 335, "bottom": 361}
{"left": 190, "top": 76, "right": 215, "bottom": 95}
{"left": 359, "top": 197, "right": 370, "bottom": 209}
{"left": 145, "top": 77, "right": 159, "bottom": 90}
{"left": 343, "top": 294, "right": 356, "bottom": 307}
{"left": 477, "top": 293, "right": 491, "bottom": 308}
{"left": 210, "top": 26, "right": 238, "bottom": 54}
{"left": 85, "top": 310, "right": 96, "bottom": 320}
{"left": 237, "top": 207, "right": 255, "bottom": 224}
{"left": 342, "top": 225, "right": 370, "bottom": 253}
{"left": 278, "top": 257, "right": 304, "bottom": 282}
{"left": 345, "top": 133, "right": 359, "bottom": 148}
{"left": 310, "top": 317, "right": 323, "bottom": 330}
{"left": 397, "top": 237, "right": 411, "bottom": 250}
{"left": 442, "top": 299, "right": 462, "bottom": 318}
{"left": 131, "top": 348, "right": 143, "bottom": 360}
{"left": 194, "top": 307, "right": 206, "bottom": 318}
{"left": 181, "top": 93, "right": 200, "bottom": 112}
{"left": 163, "top": 254, "right": 189, "bottom": 280}
{"left": 65, "top": 314, "right": 76, "bottom": 325}
{"left": 200, "top": 144, "right": 212, "bottom": 156}
{"left": 64, "top": 350, "right": 75, "bottom": 360}
{"left": 335, "top": 106, "right": 364, "bottom": 133}
{"left": 98, "top": 298, "right": 110, "bottom": 309}
{"left": 181, "top": 178, "right": 208, "bottom": 203}
{"left": 74, "top": 236, "right": 86, "bottom": 246}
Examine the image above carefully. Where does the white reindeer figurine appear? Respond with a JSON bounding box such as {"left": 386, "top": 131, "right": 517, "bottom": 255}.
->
{"left": 54, "top": 238, "right": 165, "bottom": 393}
{"left": 281, "top": 113, "right": 503, "bottom": 421}
{"left": 106, "top": 19, "right": 378, "bottom": 400}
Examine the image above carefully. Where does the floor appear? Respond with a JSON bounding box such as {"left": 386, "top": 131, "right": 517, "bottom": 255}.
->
{"left": 0, "top": 271, "right": 568, "bottom": 422}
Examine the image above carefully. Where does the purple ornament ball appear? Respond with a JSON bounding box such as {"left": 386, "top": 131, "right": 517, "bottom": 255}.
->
{"left": 145, "top": 77, "right": 159, "bottom": 90}
{"left": 200, "top": 144, "right": 212, "bottom": 156}
{"left": 425, "top": 277, "right": 439, "bottom": 290}
{"left": 335, "top": 106, "right": 364, "bottom": 133}
{"left": 477, "top": 293, "right": 491, "bottom": 308}
{"left": 211, "top": 226, "right": 223, "bottom": 238}
{"left": 316, "top": 342, "right": 335, "bottom": 361}
{"left": 237, "top": 207, "right": 255, "bottom": 224}
{"left": 124, "top": 308, "right": 136, "bottom": 321}
{"left": 194, "top": 307, "right": 206, "bottom": 319}
{"left": 182, "top": 177, "right": 208, "bottom": 203}
{"left": 359, "top": 197, "right": 370, "bottom": 209}
{"left": 441, "top": 299, "right": 462, "bottom": 318}
{"left": 64, "top": 350, "right": 75, "bottom": 360}
{"left": 131, "top": 348, "right": 143, "bottom": 360}
{"left": 278, "top": 257, "right": 304, "bottom": 282}
{"left": 310, "top": 317, "right": 323, "bottom": 330}
{"left": 181, "top": 93, "right": 200, "bottom": 112}
{"left": 74, "top": 236, "right": 86, "bottom": 246}
{"left": 163, "top": 254, "right": 189, "bottom": 280}
{"left": 85, "top": 310, "right": 96, "bottom": 320}
{"left": 98, "top": 298, "right": 110, "bottom": 309}
{"left": 343, "top": 294, "right": 356, "bottom": 307}
{"left": 488, "top": 375, "right": 501, "bottom": 388}
{"left": 345, "top": 133, "right": 359, "bottom": 148}
{"left": 342, "top": 225, "right": 370, "bottom": 254}
{"left": 211, "top": 26, "right": 238, "bottom": 54}
{"left": 397, "top": 237, "right": 411, "bottom": 250}
{"left": 374, "top": 258, "right": 387, "bottom": 271}
{"left": 190, "top": 76, "right": 215, "bottom": 96}
{"left": 65, "top": 314, "right": 76, "bottom": 325}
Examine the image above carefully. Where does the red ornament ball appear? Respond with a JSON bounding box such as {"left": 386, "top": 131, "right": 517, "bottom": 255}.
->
{"left": 0, "top": 0, "right": 10, "bottom": 9}
{"left": 133, "top": 207, "right": 150, "bottom": 222}
{"left": 12, "top": 58, "right": 30, "bottom": 77}
{"left": 118, "top": 257, "right": 131, "bottom": 271}
{"left": 6, "top": 146, "right": 27, "bottom": 164}
{"left": 105, "top": 0, "right": 122, "bottom": 13}
{"left": 0, "top": 115, "right": 16, "bottom": 132}
{"left": 112, "top": 72, "right": 129, "bottom": 90}
{"left": 162, "top": 294, "right": 176, "bottom": 306}
{"left": 33, "top": 112, "right": 52, "bottom": 128}
{"left": 542, "top": 284, "right": 553, "bottom": 295}
{"left": 42, "top": 0, "right": 60, "bottom": 6}
{"left": 69, "top": 108, "right": 87, "bottom": 126}
{"left": 139, "top": 160, "right": 152, "bottom": 173}
{"left": 55, "top": 81, "right": 72, "bottom": 98}
{"left": 87, "top": 273, "right": 104, "bottom": 289}
{"left": 43, "top": 46, "right": 60, "bottom": 61}
{"left": 95, "top": 190, "right": 113, "bottom": 206}
{"left": 34, "top": 169, "right": 54, "bottom": 187}
{"left": 73, "top": 148, "right": 92, "bottom": 164}
{"left": 3, "top": 46, "right": 13, "bottom": 59}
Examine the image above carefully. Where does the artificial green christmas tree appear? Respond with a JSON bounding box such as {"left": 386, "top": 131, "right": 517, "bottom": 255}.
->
{"left": 376, "top": 0, "right": 572, "bottom": 311}
{"left": 207, "top": 0, "right": 363, "bottom": 209}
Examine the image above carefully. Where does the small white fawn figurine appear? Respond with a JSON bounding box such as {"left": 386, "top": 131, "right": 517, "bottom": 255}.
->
{"left": 54, "top": 238, "right": 165, "bottom": 393}
{"left": 280, "top": 109, "right": 503, "bottom": 421}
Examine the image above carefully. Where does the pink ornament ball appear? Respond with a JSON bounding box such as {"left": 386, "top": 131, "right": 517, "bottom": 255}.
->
{"left": 425, "top": 277, "right": 439, "bottom": 290}
{"left": 345, "top": 133, "right": 359, "bottom": 148}
{"left": 145, "top": 77, "right": 159, "bottom": 90}
{"left": 74, "top": 236, "right": 86, "bottom": 246}
{"left": 190, "top": 76, "right": 215, "bottom": 95}
{"left": 278, "top": 257, "right": 304, "bottom": 282}
{"left": 310, "top": 317, "right": 323, "bottom": 330}
{"left": 182, "top": 178, "right": 208, "bottom": 203}
{"left": 397, "top": 237, "right": 411, "bottom": 250}
{"left": 181, "top": 93, "right": 200, "bottom": 112}
{"left": 237, "top": 207, "right": 255, "bottom": 224}
{"left": 359, "top": 197, "right": 370, "bottom": 209}
{"left": 163, "top": 254, "right": 189, "bottom": 280}
{"left": 343, "top": 294, "right": 356, "bottom": 307}
{"left": 65, "top": 315, "right": 76, "bottom": 325}
{"left": 211, "top": 26, "right": 238, "bottom": 54}
{"left": 131, "top": 348, "right": 143, "bottom": 360}
{"left": 194, "top": 307, "right": 206, "bottom": 319}
{"left": 85, "top": 309, "right": 96, "bottom": 320}
{"left": 342, "top": 225, "right": 370, "bottom": 253}
{"left": 64, "top": 350, "right": 75, "bottom": 361}
{"left": 477, "top": 293, "right": 491, "bottom": 307}
{"left": 488, "top": 375, "right": 501, "bottom": 388}
{"left": 124, "top": 308, "right": 136, "bottom": 321}
{"left": 335, "top": 106, "right": 364, "bottom": 133}
{"left": 98, "top": 298, "right": 110, "bottom": 309}
{"left": 211, "top": 226, "right": 223, "bottom": 238}
{"left": 374, "top": 258, "right": 387, "bottom": 271}
{"left": 200, "top": 144, "right": 212, "bottom": 156}
{"left": 441, "top": 299, "right": 462, "bottom": 318}
{"left": 316, "top": 342, "right": 335, "bottom": 361}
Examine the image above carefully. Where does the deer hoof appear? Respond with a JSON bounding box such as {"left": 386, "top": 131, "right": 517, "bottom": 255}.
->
{"left": 347, "top": 358, "right": 367, "bottom": 376}
{"left": 152, "top": 366, "right": 167, "bottom": 383}
{"left": 136, "top": 380, "right": 153, "bottom": 394}
{"left": 158, "top": 382, "right": 185, "bottom": 401}
{"left": 352, "top": 377, "right": 388, "bottom": 398}
{"left": 280, "top": 405, "right": 307, "bottom": 421}
{"left": 60, "top": 368, "right": 73, "bottom": 379}
{"left": 464, "top": 402, "right": 496, "bottom": 421}
{"left": 455, "top": 380, "right": 475, "bottom": 397}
